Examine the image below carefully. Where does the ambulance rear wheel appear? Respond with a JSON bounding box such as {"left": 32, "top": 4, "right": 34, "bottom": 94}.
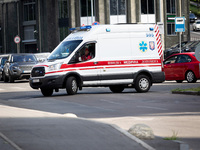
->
{"left": 41, "top": 88, "right": 53, "bottom": 96}
{"left": 134, "top": 75, "right": 151, "bottom": 93}
{"left": 66, "top": 76, "right": 78, "bottom": 95}
{"left": 109, "top": 85, "right": 125, "bottom": 93}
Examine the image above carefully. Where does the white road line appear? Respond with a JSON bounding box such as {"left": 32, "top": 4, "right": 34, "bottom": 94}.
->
{"left": 0, "top": 132, "right": 23, "bottom": 150}
{"left": 100, "top": 99, "right": 123, "bottom": 105}
{"left": 66, "top": 101, "right": 115, "bottom": 112}
{"left": 137, "top": 106, "right": 168, "bottom": 111}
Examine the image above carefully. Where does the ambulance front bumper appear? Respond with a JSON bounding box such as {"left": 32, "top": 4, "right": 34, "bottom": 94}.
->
{"left": 29, "top": 75, "right": 64, "bottom": 89}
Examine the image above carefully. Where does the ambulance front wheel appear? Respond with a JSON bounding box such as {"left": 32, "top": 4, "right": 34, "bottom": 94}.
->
{"left": 66, "top": 76, "right": 78, "bottom": 95}
{"left": 41, "top": 88, "right": 53, "bottom": 96}
{"left": 134, "top": 75, "right": 151, "bottom": 93}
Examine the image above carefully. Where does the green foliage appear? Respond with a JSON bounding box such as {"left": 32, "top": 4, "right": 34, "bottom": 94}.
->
{"left": 164, "top": 130, "right": 179, "bottom": 140}
{"left": 172, "top": 87, "right": 200, "bottom": 92}
{"left": 190, "top": 4, "right": 200, "bottom": 17}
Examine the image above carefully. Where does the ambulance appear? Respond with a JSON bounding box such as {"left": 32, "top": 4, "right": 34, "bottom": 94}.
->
{"left": 29, "top": 24, "right": 165, "bottom": 96}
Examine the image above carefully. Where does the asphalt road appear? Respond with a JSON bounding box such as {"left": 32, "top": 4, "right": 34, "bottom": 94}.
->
{"left": 190, "top": 23, "right": 200, "bottom": 41}
{"left": 0, "top": 80, "right": 200, "bottom": 149}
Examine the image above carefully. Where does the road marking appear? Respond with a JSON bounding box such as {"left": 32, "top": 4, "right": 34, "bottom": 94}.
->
{"left": 0, "top": 132, "right": 23, "bottom": 150}
{"left": 66, "top": 101, "right": 115, "bottom": 112}
{"left": 100, "top": 99, "right": 123, "bottom": 105}
{"left": 137, "top": 106, "right": 168, "bottom": 110}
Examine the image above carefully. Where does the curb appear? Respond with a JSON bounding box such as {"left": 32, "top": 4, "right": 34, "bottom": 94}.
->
{"left": 173, "top": 140, "right": 189, "bottom": 150}
{"left": 172, "top": 91, "right": 200, "bottom": 95}
{"left": 110, "top": 124, "right": 156, "bottom": 150}
{"left": 78, "top": 117, "right": 155, "bottom": 150}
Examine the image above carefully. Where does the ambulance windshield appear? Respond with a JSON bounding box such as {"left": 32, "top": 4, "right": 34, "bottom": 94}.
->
{"left": 48, "top": 40, "right": 82, "bottom": 60}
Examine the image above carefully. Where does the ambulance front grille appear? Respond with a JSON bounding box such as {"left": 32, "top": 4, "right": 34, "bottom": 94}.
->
{"left": 31, "top": 67, "right": 45, "bottom": 77}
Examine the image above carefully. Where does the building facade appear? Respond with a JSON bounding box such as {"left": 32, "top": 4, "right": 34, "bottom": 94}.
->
{"left": 0, "top": 0, "right": 190, "bottom": 55}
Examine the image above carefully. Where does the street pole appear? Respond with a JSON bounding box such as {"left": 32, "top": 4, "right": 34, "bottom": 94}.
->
{"left": 91, "top": 0, "right": 94, "bottom": 24}
{"left": 17, "top": 2, "right": 20, "bottom": 53}
{"left": 179, "top": 0, "right": 182, "bottom": 54}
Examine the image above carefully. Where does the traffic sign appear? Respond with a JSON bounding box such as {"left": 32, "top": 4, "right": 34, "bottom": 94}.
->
{"left": 14, "top": 36, "right": 21, "bottom": 44}
{"left": 175, "top": 17, "right": 185, "bottom": 32}
{"left": 92, "top": 21, "right": 100, "bottom": 25}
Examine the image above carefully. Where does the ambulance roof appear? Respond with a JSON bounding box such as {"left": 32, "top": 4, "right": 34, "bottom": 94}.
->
{"left": 65, "top": 24, "right": 155, "bottom": 41}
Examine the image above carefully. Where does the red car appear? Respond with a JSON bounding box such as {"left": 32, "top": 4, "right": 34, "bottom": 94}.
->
{"left": 163, "top": 52, "right": 200, "bottom": 83}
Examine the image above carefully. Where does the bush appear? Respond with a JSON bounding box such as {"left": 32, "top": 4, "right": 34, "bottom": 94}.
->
{"left": 190, "top": 4, "right": 200, "bottom": 17}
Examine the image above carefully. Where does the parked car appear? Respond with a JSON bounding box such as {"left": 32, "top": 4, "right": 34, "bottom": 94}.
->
{"left": 0, "top": 54, "right": 9, "bottom": 80}
{"left": 182, "top": 40, "right": 200, "bottom": 52}
{"left": 163, "top": 52, "right": 200, "bottom": 83}
{"left": 164, "top": 41, "right": 189, "bottom": 58}
{"left": 189, "top": 13, "right": 197, "bottom": 23}
{"left": 3, "top": 53, "right": 38, "bottom": 83}
{"left": 192, "top": 20, "right": 200, "bottom": 31}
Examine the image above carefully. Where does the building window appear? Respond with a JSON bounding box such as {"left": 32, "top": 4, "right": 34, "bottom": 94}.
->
{"left": 140, "top": 0, "right": 155, "bottom": 23}
{"left": 141, "top": 0, "right": 154, "bottom": 14}
{"left": 167, "top": 23, "right": 176, "bottom": 35}
{"left": 166, "top": 0, "right": 176, "bottom": 14}
{"left": 59, "top": 0, "right": 69, "bottom": 18}
{"left": 110, "top": 0, "right": 126, "bottom": 24}
{"left": 80, "top": 0, "right": 95, "bottom": 25}
{"left": 110, "top": 0, "right": 126, "bottom": 15}
{"left": 59, "top": 28, "right": 69, "bottom": 42}
{"left": 23, "top": 0, "right": 36, "bottom": 21}
{"left": 81, "top": 0, "right": 95, "bottom": 17}
{"left": 58, "top": 0, "right": 69, "bottom": 41}
{"left": 166, "top": 0, "right": 176, "bottom": 35}
{"left": 24, "top": 26, "right": 36, "bottom": 40}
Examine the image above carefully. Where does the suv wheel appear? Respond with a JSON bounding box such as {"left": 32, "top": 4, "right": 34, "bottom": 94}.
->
{"left": 41, "top": 88, "right": 53, "bottom": 96}
{"left": 66, "top": 76, "right": 78, "bottom": 95}
{"left": 134, "top": 75, "right": 151, "bottom": 93}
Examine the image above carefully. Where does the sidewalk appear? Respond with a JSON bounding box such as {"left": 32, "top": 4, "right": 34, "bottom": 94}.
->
{"left": 0, "top": 104, "right": 153, "bottom": 150}
{"left": 0, "top": 104, "right": 182, "bottom": 150}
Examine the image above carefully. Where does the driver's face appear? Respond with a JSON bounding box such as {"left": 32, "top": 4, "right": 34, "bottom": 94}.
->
{"left": 85, "top": 50, "right": 89, "bottom": 55}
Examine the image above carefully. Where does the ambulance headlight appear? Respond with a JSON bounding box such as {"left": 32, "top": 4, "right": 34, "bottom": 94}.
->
{"left": 48, "top": 62, "right": 63, "bottom": 71}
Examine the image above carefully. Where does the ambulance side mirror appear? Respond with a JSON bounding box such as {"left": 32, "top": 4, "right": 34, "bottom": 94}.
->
{"left": 69, "top": 52, "right": 80, "bottom": 64}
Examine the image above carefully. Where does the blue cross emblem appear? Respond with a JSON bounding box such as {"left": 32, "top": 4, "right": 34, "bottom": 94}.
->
{"left": 139, "top": 41, "right": 148, "bottom": 52}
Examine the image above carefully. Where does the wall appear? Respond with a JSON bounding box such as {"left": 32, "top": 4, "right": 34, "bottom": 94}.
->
{"left": 1, "top": 2, "right": 18, "bottom": 53}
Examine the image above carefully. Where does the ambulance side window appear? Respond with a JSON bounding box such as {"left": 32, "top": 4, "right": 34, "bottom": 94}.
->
{"left": 69, "top": 43, "right": 95, "bottom": 64}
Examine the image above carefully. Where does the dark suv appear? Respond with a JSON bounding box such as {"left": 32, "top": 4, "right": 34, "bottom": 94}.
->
{"left": 0, "top": 54, "right": 9, "bottom": 80}
{"left": 3, "top": 54, "right": 37, "bottom": 83}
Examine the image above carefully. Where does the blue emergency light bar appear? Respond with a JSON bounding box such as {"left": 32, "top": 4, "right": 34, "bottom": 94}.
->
{"left": 70, "top": 26, "right": 92, "bottom": 32}
{"left": 80, "top": 26, "right": 92, "bottom": 30}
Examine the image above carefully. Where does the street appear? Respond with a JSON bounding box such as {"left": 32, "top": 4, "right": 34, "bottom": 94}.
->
{"left": 190, "top": 22, "right": 200, "bottom": 41}
{"left": 0, "top": 80, "right": 200, "bottom": 150}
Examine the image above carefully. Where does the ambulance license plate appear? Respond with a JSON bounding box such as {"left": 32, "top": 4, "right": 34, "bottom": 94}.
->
{"left": 32, "top": 79, "right": 40, "bottom": 83}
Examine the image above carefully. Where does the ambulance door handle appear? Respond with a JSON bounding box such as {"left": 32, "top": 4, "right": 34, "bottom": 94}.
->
{"left": 94, "top": 62, "right": 98, "bottom": 65}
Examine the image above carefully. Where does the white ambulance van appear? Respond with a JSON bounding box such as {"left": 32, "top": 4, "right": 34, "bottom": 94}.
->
{"left": 30, "top": 24, "right": 165, "bottom": 96}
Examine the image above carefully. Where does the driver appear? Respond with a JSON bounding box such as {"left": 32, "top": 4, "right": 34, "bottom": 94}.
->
{"left": 81, "top": 48, "right": 91, "bottom": 61}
